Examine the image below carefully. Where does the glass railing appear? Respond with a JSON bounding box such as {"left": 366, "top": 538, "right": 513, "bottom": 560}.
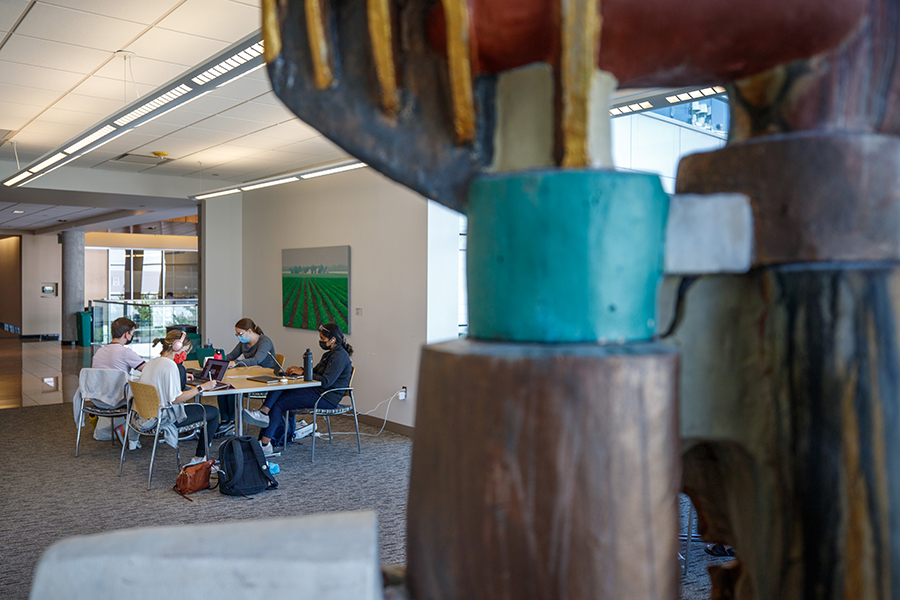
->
{"left": 90, "top": 299, "right": 198, "bottom": 359}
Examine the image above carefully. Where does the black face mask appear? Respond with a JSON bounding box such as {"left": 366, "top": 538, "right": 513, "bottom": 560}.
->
{"left": 319, "top": 340, "right": 330, "bottom": 350}
{"left": 125, "top": 333, "right": 133, "bottom": 345}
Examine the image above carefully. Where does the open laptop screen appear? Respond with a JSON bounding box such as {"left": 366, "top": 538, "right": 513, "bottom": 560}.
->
{"left": 200, "top": 358, "right": 229, "bottom": 381}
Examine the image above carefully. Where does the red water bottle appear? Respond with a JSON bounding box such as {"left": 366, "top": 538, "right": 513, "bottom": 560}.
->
{"left": 213, "top": 350, "right": 222, "bottom": 360}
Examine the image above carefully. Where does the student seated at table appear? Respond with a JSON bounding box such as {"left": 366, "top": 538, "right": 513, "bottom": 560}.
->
{"left": 243, "top": 323, "right": 353, "bottom": 454}
{"left": 140, "top": 331, "right": 221, "bottom": 465}
{"left": 215, "top": 318, "right": 278, "bottom": 436}
{"left": 92, "top": 317, "right": 146, "bottom": 374}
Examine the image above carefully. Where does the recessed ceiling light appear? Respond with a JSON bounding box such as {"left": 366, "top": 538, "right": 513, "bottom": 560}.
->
{"left": 12, "top": 210, "right": 24, "bottom": 214}
{"left": 57, "top": 219, "right": 67, "bottom": 223}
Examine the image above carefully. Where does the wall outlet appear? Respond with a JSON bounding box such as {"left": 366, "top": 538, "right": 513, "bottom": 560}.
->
{"left": 355, "top": 308, "right": 362, "bottom": 316}
{"left": 399, "top": 386, "right": 407, "bottom": 400}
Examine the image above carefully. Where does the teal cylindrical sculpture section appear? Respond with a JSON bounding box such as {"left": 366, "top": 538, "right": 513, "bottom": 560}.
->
{"left": 467, "top": 169, "right": 668, "bottom": 343}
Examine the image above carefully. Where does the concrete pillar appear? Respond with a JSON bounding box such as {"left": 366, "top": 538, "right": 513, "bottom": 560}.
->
{"left": 60, "top": 230, "right": 84, "bottom": 344}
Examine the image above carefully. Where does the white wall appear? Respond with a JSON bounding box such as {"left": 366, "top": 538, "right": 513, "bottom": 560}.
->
{"left": 612, "top": 113, "right": 726, "bottom": 193}
{"left": 239, "top": 168, "right": 429, "bottom": 428}
{"left": 427, "top": 200, "right": 461, "bottom": 344}
{"left": 200, "top": 194, "right": 243, "bottom": 348}
{"left": 21, "top": 233, "right": 61, "bottom": 335}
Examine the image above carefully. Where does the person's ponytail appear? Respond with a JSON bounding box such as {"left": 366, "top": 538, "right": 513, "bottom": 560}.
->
{"left": 342, "top": 340, "right": 353, "bottom": 356}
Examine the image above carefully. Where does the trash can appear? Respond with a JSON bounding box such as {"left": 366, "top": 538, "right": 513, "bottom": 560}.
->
{"left": 76, "top": 312, "right": 92, "bottom": 347}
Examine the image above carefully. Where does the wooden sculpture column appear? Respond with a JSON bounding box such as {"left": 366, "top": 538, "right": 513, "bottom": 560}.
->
{"left": 407, "top": 171, "right": 680, "bottom": 600}
{"left": 673, "top": 1, "right": 900, "bottom": 598}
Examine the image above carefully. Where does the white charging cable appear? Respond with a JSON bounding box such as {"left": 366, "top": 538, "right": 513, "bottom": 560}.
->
{"left": 324, "top": 390, "right": 400, "bottom": 438}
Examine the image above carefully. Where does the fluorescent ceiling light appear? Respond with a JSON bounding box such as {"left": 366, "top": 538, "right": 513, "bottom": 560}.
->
{"left": 195, "top": 189, "right": 241, "bottom": 200}
{"left": 2, "top": 32, "right": 265, "bottom": 189}
{"left": 300, "top": 163, "right": 367, "bottom": 179}
{"left": 12, "top": 210, "right": 24, "bottom": 214}
{"left": 3, "top": 171, "right": 32, "bottom": 186}
{"left": 65, "top": 125, "right": 117, "bottom": 154}
{"left": 217, "top": 63, "right": 265, "bottom": 88}
{"left": 241, "top": 177, "right": 299, "bottom": 191}
{"left": 31, "top": 153, "right": 67, "bottom": 173}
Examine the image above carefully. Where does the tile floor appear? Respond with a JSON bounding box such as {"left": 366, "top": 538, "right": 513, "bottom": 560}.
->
{"left": 0, "top": 332, "right": 92, "bottom": 410}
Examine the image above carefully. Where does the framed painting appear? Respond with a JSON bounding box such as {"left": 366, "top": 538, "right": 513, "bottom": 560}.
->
{"left": 282, "top": 245, "right": 350, "bottom": 332}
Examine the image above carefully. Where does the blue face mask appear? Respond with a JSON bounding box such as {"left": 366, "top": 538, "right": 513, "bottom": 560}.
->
{"left": 237, "top": 334, "right": 250, "bottom": 344}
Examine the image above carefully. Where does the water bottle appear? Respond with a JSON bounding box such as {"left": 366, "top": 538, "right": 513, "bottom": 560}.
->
{"left": 213, "top": 349, "right": 223, "bottom": 360}
{"left": 303, "top": 348, "right": 313, "bottom": 381}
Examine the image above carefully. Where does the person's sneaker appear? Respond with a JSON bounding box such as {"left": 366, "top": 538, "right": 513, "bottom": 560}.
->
{"left": 242, "top": 408, "right": 269, "bottom": 427}
{"left": 214, "top": 421, "right": 235, "bottom": 438}
{"left": 260, "top": 441, "right": 275, "bottom": 456}
{"left": 128, "top": 439, "right": 142, "bottom": 451}
{"left": 185, "top": 455, "right": 207, "bottom": 466}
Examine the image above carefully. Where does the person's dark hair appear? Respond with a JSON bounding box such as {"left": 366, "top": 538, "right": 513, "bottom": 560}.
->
{"left": 319, "top": 323, "right": 353, "bottom": 356}
{"left": 152, "top": 329, "right": 192, "bottom": 354}
{"left": 235, "top": 317, "right": 263, "bottom": 336}
{"left": 111, "top": 317, "right": 136, "bottom": 340}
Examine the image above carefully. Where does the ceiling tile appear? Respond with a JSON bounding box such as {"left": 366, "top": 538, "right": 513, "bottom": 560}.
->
{"left": 145, "top": 107, "right": 208, "bottom": 128}
{"left": 90, "top": 160, "right": 154, "bottom": 173}
{"left": 0, "top": 61, "right": 85, "bottom": 92}
{"left": 71, "top": 75, "right": 154, "bottom": 100}
{"left": 129, "top": 119, "right": 185, "bottom": 138}
{"left": 225, "top": 131, "right": 292, "bottom": 150}
{"left": 0, "top": 101, "right": 44, "bottom": 122}
{"left": 250, "top": 91, "right": 292, "bottom": 107}
{"left": 124, "top": 27, "right": 229, "bottom": 67}
{"left": 41, "top": 0, "right": 182, "bottom": 26}
{"left": 93, "top": 56, "right": 188, "bottom": 87}
{"left": 0, "top": 202, "right": 54, "bottom": 216}
{"left": 16, "top": 4, "right": 146, "bottom": 52}
{"left": 1, "top": 34, "right": 111, "bottom": 75}
{"left": 250, "top": 121, "right": 322, "bottom": 141}
{"left": 175, "top": 94, "right": 243, "bottom": 116}
{"left": 187, "top": 114, "right": 267, "bottom": 135}
{"left": 277, "top": 136, "right": 344, "bottom": 156}
{"left": 21, "top": 119, "right": 83, "bottom": 138}
{"left": 220, "top": 100, "right": 298, "bottom": 124}
{"left": 51, "top": 93, "right": 126, "bottom": 115}
{"left": 0, "top": 1, "right": 29, "bottom": 32}
{"left": 212, "top": 74, "right": 271, "bottom": 100}
{"left": 0, "top": 83, "right": 63, "bottom": 108}
{"left": 156, "top": 0, "right": 260, "bottom": 43}
{"left": 38, "top": 107, "right": 105, "bottom": 128}
{"left": 132, "top": 136, "right": 213, "bottom": 159}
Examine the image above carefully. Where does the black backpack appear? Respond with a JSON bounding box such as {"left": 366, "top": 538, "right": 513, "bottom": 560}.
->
{"left": 218, "top": 436, "right": 278, "bottom": 496}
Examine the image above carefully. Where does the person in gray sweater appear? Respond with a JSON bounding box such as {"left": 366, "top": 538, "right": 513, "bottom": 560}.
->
{"left": 214, "top": 318, "right": 278, "bottom": 435}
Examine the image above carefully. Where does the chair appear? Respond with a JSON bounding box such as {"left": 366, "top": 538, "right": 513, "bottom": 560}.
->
{"left": 119, "top": 381, "right": 209, "bottom": 490}
{"left": 74, "top": 368, "right": 129, "bottom": 458}
{"left": 284, "top": 367, "right": 360, "bottom": 461}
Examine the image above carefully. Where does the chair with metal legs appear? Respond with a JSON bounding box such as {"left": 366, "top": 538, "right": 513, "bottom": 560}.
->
{"left": 283, "top": 367, "right": 360, "bottom": 462}
{"left": 74, "top": 368, "right": 129, "bottom": 458}
{"left": 119, "top": 381, "right": 208, "bottom": 490}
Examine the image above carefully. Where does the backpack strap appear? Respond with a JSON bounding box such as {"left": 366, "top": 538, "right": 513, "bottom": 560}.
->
{"left": 248, "top": 437, "right": 278, "bottom": 489}
{"left": 221, "top": 437, "right": 245, "bottom": 492}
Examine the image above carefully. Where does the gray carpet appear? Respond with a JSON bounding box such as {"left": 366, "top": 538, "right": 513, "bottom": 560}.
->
{"left": 0, "top": 403, "right": 411, "bottom": 600}
{"left": 0, "top": 403, "right": 722, "bottom": 599}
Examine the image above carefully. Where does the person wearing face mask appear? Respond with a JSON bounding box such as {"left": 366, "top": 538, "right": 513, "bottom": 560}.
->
{"left": 215, "top": 318, "right": 278, "bottom": 436}
{"left": 86, "top": 317, "right": 146, "bottom": 446}
{"left": 140, "top": 330, "right": 220, "bottom": 465}
{"left": 242, "top": 323, "right": 353, "bottom": 455}
{"left": 92, "top": 317, "right": 146, "bottom": 373}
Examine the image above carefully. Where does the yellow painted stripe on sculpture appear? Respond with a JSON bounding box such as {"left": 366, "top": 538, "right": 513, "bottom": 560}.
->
{"left": 560, "top": 0, "right": 600, "bottom": 167}
{"left": 368, "top": 0, "right": 400, "bottom": 115}
{"left": 442, "top": 0, "right": 476, "bottom": 144}
{"left": 261, "top": 0, "right": 282, "bottom": 63}
{"left": 305, "top": 0, "right": 334, "bottom": 89}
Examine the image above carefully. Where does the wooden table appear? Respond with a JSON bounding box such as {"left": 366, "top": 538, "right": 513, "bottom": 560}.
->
{"left": 184, "top": 361, "right": 321, "bottom": 435}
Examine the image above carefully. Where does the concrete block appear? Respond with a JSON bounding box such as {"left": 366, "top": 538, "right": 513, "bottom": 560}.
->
{"left": 664, "top": 193, "right": 753, "bottom": 275}
{"left": 30, "top": 511, "right": 383, "bottom": 600}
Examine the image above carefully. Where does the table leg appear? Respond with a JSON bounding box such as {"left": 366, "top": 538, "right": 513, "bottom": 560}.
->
{"left": 235, "top": 393, "right": 244, "bottom": 436}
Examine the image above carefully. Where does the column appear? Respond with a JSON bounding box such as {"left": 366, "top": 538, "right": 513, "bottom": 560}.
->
{"left": 60, "top": 230, "right": 84, "bottom": 345}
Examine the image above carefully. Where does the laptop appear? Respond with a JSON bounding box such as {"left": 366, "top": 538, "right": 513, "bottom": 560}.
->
{"left": 189, "top": 358, "right": 230, "bottom": 384}
{"left": 247, "top": 354, "right": 302, "bottom": 383}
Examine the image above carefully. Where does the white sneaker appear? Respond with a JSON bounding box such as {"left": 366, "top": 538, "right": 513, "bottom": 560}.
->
{"left": 242, "top": 408, "right": 269, "bottom": 427}
{"left": 260, "top": 441, "right": 274, "bottom": 456}
{"left": 128, "top": 439, "right": 142, "bottom": 451}
{"left": 185, "top": 455, "right": 207, "bottom": 466}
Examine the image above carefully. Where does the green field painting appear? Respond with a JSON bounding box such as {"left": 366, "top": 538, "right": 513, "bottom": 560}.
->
{"left": 282, "top": 246, "right": 350, "bottom": 332}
